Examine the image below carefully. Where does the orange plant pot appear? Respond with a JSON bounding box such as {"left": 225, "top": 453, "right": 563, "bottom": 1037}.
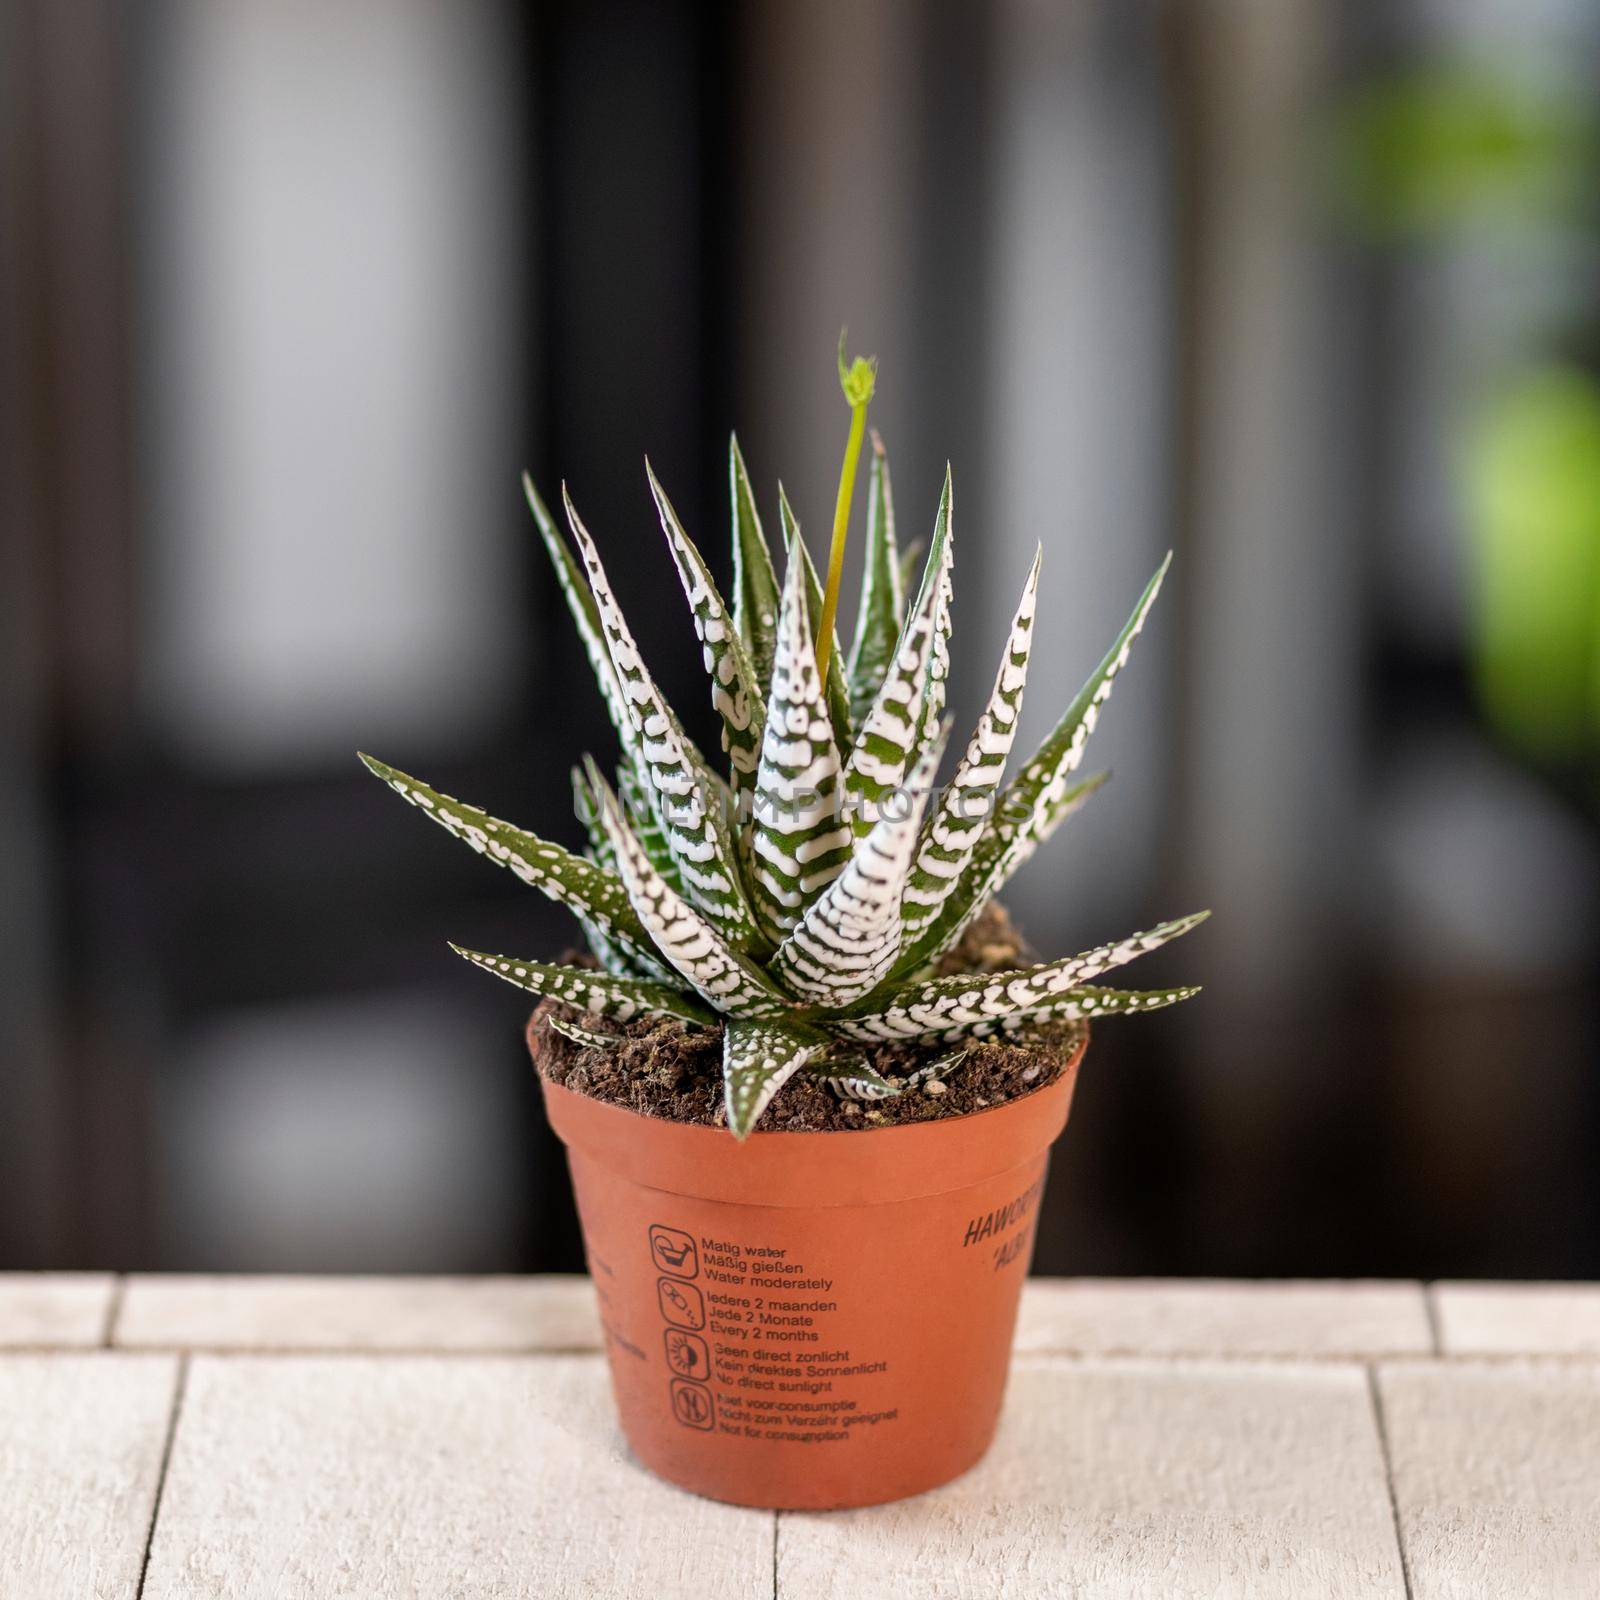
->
{"left": 535, "top": 1020, "right": 1086, "bottom": 1510}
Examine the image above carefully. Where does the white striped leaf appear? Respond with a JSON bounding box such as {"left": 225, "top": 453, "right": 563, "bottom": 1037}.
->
{"left": 836, "top": 980, "right": 1202, "bottom": 1044}
{"left": 748, "top": 547, "right": 853, "bottom": 941}
{"left": 900, "top": 546, "right": 1040, "bottom": 942}
{"left": 802, "top": 1058, "right": 905, "bottom": 1101}
{"left": 616, "top": 757, "right": 684, "bottom": 895}
{"left": 851, "top": 910, "right": 1206, "bottom": 1029}
{"left": 570, "top": 764, "right": 617, "bottom": 873}
{"left": 777, "top": 486, "right": 853, "bottom": 749}
{"left": 451, "top": 945, "right": 715, "bottom": 1027}
{"left": 564, "top": 488, "right": 759, "bottom": 951}
{"left": 590, "top": 763, "right": 786, "bottom": 1015}
{"left": 883, "top": 554, "right": 1169, "bottom": 978}
{"left": 906, "top": 1047, "right": 970, "bottom": 1089}
{"left": 993, "top": 553, "right": 1170, "bottom": 863}
{"left": 884, "top": 771, "right": 1111, "bottom": 986}
{"left": 647, "top": 461, "right": 765, "bottom": 812}
{"left": 546, "top": 1014, "right": 623, "bottom": 1050}
{"left": 844, "top": 432, "right": 905, "bottom": 725}
{"left": 566, "top": 765, "right": 677, "bottom": 982}
{"left": 770, "top": 732, "right": 946, "bottom": 1005}
{"left": 840, "top": 468, "right": 953, "bottom": 833}
{"left": 524, "top": 474, "right": 630, "bottom": 744}
{"left": 359, "top": 755, "right": 667, "bottom": 978}
{"left": 729, "top": 434, "right": 781, "bottom": 694}
{"left": 896, "top": 538, "right": 924, "bottom": 622}
{"left": 724, "top": 1019, "right": 825, "bottom": 1139}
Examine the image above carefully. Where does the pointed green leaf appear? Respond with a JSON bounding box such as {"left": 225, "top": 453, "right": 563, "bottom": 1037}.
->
{"left": 564, "top": 489, "right": 760, "bottom": 950}
{"left": 777, "top": 486, "right": 853, "bottom": 748}
{"left": 546, "top": 1014, "right": 623, "bottom": 1050}
{"left": 360, "top": 754, "right": 668, "bottom": 978}
{"left": 802, "top": 1057, "right": 905, "bottom": 1100}
{"left": 524, "top": 474, "right": 631, "bottom": 743}
{"left": 730, "top": 434, "right": 781, "bottom": 694}
{"left": 885, "top": 771, "right": 1110, "bottom": 985}
{"left": 838, "top": 467, "right": 947, "bottom": 832}
{"left": 844, "top": 431, "right": 905, "bottom": 725}
{"left": 770, "top": 733, "right": 945, "bottom": 1005}
{"left": 723, "top": 1019, "right": 825, "bottom": 1138}
{"left": 906, "top": 1047, "right": 971, "bottom": 1089}
{"left": 647, "top": 460, "right": 765, "bottom": 812}
{"left": 996, "top": 553, "right": 1171, "bottom": 860}
{"left": 837, "top": 978, "right": 1203, "bottom": 1044}
{"left": 748, "top": 548, "right": 853, "bottom": 941}
{"left": 451, "top": 945, "right": 714, "bottom": 1026}
{"left": 896, "top": 539, "right": 925, "bottom": 624}
{"left": 590, "top": 762, "right": 785, "bottom": 1014}
{"left": 900, "top": 548, "right": 1040, "bottom": 942}
{"left": 571, "top": 763, "right": 618, "bottom": 872}
{"left": 616, "top": 757, "right": 684, "bottom": 894}
{"left": 839, "top": 471, "right": 954, "bottom": 833}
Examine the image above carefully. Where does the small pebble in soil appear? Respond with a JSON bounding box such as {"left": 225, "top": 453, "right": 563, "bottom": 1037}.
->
{"left": 924, "top": 1080, "right": 947, "bottom": 1097}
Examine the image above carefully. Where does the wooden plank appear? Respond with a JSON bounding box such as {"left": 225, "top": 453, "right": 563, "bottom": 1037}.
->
{"left": 1378, "top": 1360, "right": 1600, "bottom": 1599}
{"left": 116, "top": 1274, "right": 601, "bottom": 1352}
{"left": 142, "top": 1354, "right": 771, "bottom": 1600}
{"left": 0, "top": 1272, "right": 117, "bottom": 1347}
{"left": 1015, "top": 1278, "right": 1432, "bottom": 1358}
{"left": 0, "top": 1354, "right": 179, "bottom": 1599}
{"left": 778, "top": 1357, "right": 1405, "bottom": 1599}
{"left": 1432, "top": 1281, "right": 1600, "bottom": 1356}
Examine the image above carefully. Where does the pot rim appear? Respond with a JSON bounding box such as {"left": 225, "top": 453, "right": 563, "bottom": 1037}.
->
{"left": 534, "top": 1020, "right": 1086, "bottom": 1208}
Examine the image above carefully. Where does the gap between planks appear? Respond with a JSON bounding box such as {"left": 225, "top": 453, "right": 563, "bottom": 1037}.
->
{"left": 135, "top": 1353, "right": 190, "bottom": 1600}
{"left": 1365, "top": 1363, "right": 1416, "bottom": 1600}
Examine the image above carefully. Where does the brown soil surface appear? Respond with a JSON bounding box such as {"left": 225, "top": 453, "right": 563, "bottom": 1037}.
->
{"left": 529, "top": 903, "right": 1085, "bottom": 1132}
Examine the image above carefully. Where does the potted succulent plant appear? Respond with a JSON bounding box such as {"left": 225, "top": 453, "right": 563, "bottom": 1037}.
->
{"left": 362, "top": 342, "right": 1205, "bottom": 1510}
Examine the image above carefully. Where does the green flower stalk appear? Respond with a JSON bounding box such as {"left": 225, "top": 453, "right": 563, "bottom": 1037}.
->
{"left": 363, "top": 351, "right": 1205, "bottom": 1137}
{"left": 817, "top": 332, "right": 877, "bottom": 684}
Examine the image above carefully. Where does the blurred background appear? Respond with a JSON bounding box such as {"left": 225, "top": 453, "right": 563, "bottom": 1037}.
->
{"left": 4, "top": 0, "right": 1598, "bottom": 1280}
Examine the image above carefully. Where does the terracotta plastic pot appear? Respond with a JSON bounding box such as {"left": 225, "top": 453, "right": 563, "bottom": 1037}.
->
{"left": 534, "top": 1019, "right": 1086, "bottom": 1510}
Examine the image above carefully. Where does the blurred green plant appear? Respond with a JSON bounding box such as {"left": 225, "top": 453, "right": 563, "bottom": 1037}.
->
{"left": 1332, "top": 64, "right": 1596, "bottom": 234}
{"left": 1467, "top": 366, "right": 1600, "bottom": 759}
{"left": 1334, "top": 61, "right": 1600, "bottom": 769}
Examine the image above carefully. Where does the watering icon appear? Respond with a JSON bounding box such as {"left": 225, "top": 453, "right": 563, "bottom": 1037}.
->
{"left": 649, "top": 1224, "right": 698, "bottom": 1279}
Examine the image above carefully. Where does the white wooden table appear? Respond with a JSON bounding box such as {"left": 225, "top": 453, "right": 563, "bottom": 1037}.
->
{"left": 4, "top": 1275, "right": 1598, "bottom": 1598}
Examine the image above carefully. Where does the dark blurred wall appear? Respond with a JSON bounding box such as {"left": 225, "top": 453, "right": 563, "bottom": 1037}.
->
{"left": 4, "top": 0, "right": 1598, "bottom": 1280}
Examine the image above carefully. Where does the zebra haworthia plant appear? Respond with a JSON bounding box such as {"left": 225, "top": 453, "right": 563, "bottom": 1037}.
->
{"left": 362, "top": 350, "right": 1206, "bottom": 1138}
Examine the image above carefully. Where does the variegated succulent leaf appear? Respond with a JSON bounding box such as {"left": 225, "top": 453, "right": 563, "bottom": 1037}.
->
{"left": 777, "top": 485, "right": 853, "bottom": 748}
{"left": 990, "top": 553, "right": 1170, "bottom": 865}
{"left": 803, "top": 1058, "right": 906, "bottom": 1101}
{"left": 589, "top": 761, "right": 785, "bottom": 1013}
{"left": 884, "top": 771, "right": 1111, "bottom": 986}
{"left": 905, "top": 1047, "right": 971, "bottom": 1090}
{"left": 850, "top": 909, "right": 1205, "bottom": 1028}
{"left": 358, "top": 755, "right": 668, "bottom": 979}
{"left": 729, "top": 434, "right": 781, "bottom": 694}
{"left": 724, "top": 1019, "right": 826, "bottom": 1139}
{"left": 564, "top": 488, "right": 761, "bottom": 951}
{"left": 524, "top": 474, "right": 631, "bottom": 746}
{"left": 647, "top": 459, "right": 765, "bottom": 811}
{"left": 900, "top": 547, "right": 1040, "bottom": 942}
{"left": 836, "top": 980, "right": 1202, "bottom": 1044}
{"left": 546, "top": 1013, "right": 623, "bottom": 1050}
{"left": 747, "top": 546, "right": 853, "bottom": 942}
{"left": 770, "top": 730, "right": 947, "bottom": 1005}
{"left": 844, "top": 431, "right": 905, "bottom": 725}
{"left": 839, "top": 469, "right": 954, "bottom": 833}
{"left": 616, "top": 757, "right": 684, "bottom": 894}
{"left": 450, "top": 944, "right": 716, "bottom": 1027}
{"left": 571, "top": 763, "right": 618, "bottom": 872}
